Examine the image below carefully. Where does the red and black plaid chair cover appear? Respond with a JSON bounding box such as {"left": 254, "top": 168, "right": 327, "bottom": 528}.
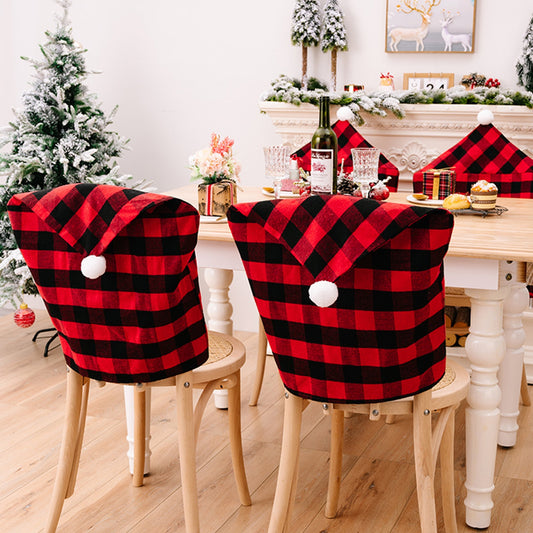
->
{"left": 292, "top": 120, "right": 399, "bottom": 191}
{"left": 8, "top": 183, "right": 209, "bottom": 383}
{"left": 413, "top": 124, "right": 533, "bottom": 197}
{"left": 227, "top": 195, "right": 454, "bottom": 403}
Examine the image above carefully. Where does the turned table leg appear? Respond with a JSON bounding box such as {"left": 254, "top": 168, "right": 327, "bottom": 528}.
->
{"left": 204, "top": 267, "right": 234, "bottom": 409}
{"left": 498, "top": 280, "right": 529, "bottom": 447}
{"left": 463, "top": 286, "right": 506, "bottom": 528}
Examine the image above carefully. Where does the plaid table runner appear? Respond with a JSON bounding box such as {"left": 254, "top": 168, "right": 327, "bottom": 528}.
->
{"left": 292, "top": 120, "right": 399, "bottom": 190}
{"left": 228, "top": 195, "right": 454, "bottom": 403}
{"left": 8, "top": 183, "right": 208, "bottom": 383}
{"left": 413, "top": 124, "right": 533, "bottom": 197}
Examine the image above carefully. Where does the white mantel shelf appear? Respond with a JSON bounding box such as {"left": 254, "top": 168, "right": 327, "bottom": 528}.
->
{"left": 259, "top": 101, "right": 533, "bottom": 192}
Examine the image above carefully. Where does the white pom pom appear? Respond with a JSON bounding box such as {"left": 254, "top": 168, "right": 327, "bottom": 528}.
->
{"left": 308, "top": 280, "right": 339, "bottom": 308}
{"left": 477, "top": 109, "right": 494, "bottom": 125}
{"left": 337, "top": 106, "right": 354, "bottom": 122}
{"left": 80, "top": 255, "right": 107, "bottom": 279}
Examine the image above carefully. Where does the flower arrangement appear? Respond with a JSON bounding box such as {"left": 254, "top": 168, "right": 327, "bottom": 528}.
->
{"left": 189, "top": 133, "right": 240, "bottom": 184}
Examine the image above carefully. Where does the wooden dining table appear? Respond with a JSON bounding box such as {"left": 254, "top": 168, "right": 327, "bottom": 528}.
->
{"left": 128, "top": 185, "right": 533, "bottom": 529}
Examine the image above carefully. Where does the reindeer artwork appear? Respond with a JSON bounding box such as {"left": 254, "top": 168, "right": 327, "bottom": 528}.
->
{"left": 388, "top": 0, "right": 441, "bottom": 52}
{"left": 441, "top": 10, "right": 472, "bottom": 52}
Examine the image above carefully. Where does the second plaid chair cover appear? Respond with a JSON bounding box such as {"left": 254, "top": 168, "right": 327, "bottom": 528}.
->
{"left": 228, "top": 194, "right": 454, "bottom": 403}
{"left": 8, "top": 183, "right": 209, "bottom": 383}
{"left": 413, "top": 123, "right": 533, "bottom": 197}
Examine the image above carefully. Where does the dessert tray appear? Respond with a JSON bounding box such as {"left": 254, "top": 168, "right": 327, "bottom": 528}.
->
{"left": 406, "top": 194, "right": 507, "bottom": 217}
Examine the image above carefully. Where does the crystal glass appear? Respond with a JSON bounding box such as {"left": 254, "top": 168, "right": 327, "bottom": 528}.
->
{"left": 264, "top": 145, "right": 289, "bottom": 199}
{"left": 351, "top": 147, "right": 380, "bottom": 199}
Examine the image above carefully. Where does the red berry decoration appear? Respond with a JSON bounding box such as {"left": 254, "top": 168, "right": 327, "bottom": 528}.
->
{"left": 14, "top": 303, "right": 35, "bottom": 328}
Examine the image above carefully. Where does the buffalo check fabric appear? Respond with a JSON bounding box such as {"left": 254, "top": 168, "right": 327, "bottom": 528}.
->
{"left": 292, "top": 120, "right": 399, "bottom": 191}
{"left": 413, "top": 124, "right": 533, "bottom": 197}
{"left": 8, "top": 183, "right": 209, "bottom": 383}
{"left": 227, "top": 195, "right": 454, "bottom": 403}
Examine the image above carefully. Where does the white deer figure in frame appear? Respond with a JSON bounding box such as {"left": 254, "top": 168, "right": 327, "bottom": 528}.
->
{"left": 388, "top": 0, "right": 441, "bottom": 52}
{"left": 441, "top": 10, "right": 472, "bottom": 52}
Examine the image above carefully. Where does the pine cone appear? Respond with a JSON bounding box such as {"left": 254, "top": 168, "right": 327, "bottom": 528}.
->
{"left": 337, "top": 176, "right": 355, "bottom": 195}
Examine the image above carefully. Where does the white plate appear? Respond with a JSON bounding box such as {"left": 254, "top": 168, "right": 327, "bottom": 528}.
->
{"left": 200, "top": 215, "right": 227, "bottom": 223}
{"left": 406, "top": 194, "right": 443, "bottom": 207}
{"left": 262, "top": 187, "right": 300, "bottom": 198}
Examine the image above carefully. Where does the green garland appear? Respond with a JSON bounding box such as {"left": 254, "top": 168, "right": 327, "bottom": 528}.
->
{"left": 261, "top": 75, "right": 533, "bottom": 125}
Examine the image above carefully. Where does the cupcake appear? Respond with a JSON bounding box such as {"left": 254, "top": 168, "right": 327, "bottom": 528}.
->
{"left": 470, "top": 180, "right": 498, "bottom": 210}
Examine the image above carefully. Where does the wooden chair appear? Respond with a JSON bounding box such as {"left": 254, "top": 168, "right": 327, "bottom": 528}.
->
{"left": 227, "top": 194, "right": 469, "bottom": 532}
{"left": 8, "top": 184, "right": 250, "bottom": 533}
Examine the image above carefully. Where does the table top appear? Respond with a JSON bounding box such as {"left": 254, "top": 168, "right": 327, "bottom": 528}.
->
{"left": 168, "top": 186, "right": 533, "bottom": 263}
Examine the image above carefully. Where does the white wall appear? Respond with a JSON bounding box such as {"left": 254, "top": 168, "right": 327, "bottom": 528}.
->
{"left": 1, "top": 0, "right": 532, "bottom": 330}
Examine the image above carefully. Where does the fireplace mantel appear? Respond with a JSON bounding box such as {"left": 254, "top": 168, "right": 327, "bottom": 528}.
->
{"left": 259, "top": 101, "right": 533, "bottom": 192}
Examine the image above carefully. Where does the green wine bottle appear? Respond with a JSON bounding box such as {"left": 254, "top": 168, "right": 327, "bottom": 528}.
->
{"left": 310, "top": 96, "right": 338, "bottom": 194}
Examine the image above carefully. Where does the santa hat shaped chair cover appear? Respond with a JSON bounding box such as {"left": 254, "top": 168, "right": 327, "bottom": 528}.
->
{"left": 413, "top": 113, "right": 533, "bottom": 197}
{"left": 227, "top": 194, "right": 454, "bottom": 403}
{"left": 8, "top": 183, "right": 209, "bottom": 383}
{"left": 292, "top": 120, "right": 400, "bottom": 191}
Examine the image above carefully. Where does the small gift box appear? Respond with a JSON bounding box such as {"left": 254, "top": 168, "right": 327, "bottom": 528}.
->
{"left": 422, "top": 168, "right": 456, "bottom": 200}
{"left": 197, "top": 181, "right": 237, "bottom": 217}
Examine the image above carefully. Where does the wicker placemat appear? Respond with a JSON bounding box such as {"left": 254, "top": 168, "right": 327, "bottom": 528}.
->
{"left": 206, "top": 332, "right": 233, "bottom": 364}
{"left": 433, "top": 365, "right": 456, "bottom": 391}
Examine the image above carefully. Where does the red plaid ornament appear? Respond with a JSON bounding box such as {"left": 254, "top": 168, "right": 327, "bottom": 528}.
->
{"left": 228, "top": 195, "right": 454, "bottom": 404}
{"left": 8, "top": 184, "right": 209, "bottom": 383}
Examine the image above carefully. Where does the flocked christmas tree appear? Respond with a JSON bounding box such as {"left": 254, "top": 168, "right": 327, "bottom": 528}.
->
{"left": 321, "top": 0, "right": 348, "bottom": 92}
{"left": 0, "top": 0, "right": 140, "bottom": 308}
{"left": 516, "top": 14, "right": 533, "bottom": 93}
{"left": 291, "top": 0, "right": 321, "bottom": 89}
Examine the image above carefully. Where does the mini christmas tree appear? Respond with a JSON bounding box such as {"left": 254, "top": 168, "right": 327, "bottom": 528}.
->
{"left": 291, "top": 0, "right": 321, "bottom": 89}
{"left": 0, "top": 0, "right": 137, "bottom": 307}
{"left": 516, "top": 14, "right": 533, "bottom": 92}
{"left": 321, "top": 0, "right": 348, "bottom": 92}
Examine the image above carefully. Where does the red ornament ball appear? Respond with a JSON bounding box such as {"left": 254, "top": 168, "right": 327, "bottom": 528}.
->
{"left": 14, "top": 303, "right": 35, "bottom": 328}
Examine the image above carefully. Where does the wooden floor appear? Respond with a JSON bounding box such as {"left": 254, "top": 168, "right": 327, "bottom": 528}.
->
{"left": 2, "top": 312, "right": 533, "bottom": 532}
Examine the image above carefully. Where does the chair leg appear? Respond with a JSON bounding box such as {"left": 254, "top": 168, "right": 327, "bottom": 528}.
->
{"left": 132, "top": 384, "right": 146, "bottom": 487}
{"left": 176, "top": 372, "right": 200, "bottom": 533}
{"left": 45, "top": 368, "right": 85, "bottom": 533}
{"left": 439, "top": 407, "right": 459, "bottom": 533}
{"left": 521, "top": 364, "right": 531, "bottom": 406}
{"left": 413, "top": 390, "right": 438, "bottom": 533}
{"left": 65, "top": 377, "right": 90, "bottom": 498}
{"left": 227, "top": 371, "right": 252, "bottom": 505}
{"left": 249, "top": 319, "right": 268, "bottom": 406}
{"left": 325, "top": 409, "right": 345, "bottom": 518}
{"left": 268, "top": 392, "right": 304, "bottom": 533}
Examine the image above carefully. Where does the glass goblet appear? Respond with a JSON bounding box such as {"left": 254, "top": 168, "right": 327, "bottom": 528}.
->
{"left": 264, "top": 145, "right": 290, "bottom": 199}
{"left": 351, "top": 147, "right": 380, "bottom": 199}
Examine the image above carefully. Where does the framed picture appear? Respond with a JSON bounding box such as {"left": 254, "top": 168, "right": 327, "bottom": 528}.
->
{"left": 403, "top": 72, "right": 454, "bottom": 90}
{"left": 386, "top": 0, "right": 476, "bottom": 53}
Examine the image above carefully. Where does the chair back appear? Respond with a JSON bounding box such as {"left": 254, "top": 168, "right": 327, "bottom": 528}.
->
{"left": 228, "top": 194, "right": 454, "bottom": 403}
{"left": 8, "top": 183, "right": 208, "bottom": 383}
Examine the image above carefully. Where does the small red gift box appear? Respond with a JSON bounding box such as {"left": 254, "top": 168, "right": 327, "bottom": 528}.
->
{"left": 422, "top": 168, "right": 456, "bottom": 200}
